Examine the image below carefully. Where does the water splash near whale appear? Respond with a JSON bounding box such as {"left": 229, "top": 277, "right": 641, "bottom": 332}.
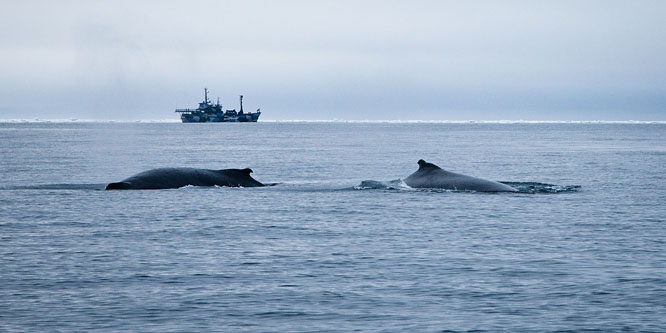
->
{"left": 354, "top": 180, "right": 580, "bottom": 194}
{"left": 354, "top": 179, "right": 412, "bottom": 190}
{"left": 498, "top": 182, "right": 581, "bottom": 194}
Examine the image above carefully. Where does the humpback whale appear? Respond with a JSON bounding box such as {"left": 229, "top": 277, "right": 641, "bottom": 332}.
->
{"left": 404, "top": 159, "right": 517, "bottom": 192}
{"left": 106, "top": 167, "right": 264, "bottom": 190}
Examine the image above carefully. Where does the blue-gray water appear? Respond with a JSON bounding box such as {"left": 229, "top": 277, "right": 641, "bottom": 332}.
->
{"left": 1, "top": 122, "right": 665, "bottom": 332}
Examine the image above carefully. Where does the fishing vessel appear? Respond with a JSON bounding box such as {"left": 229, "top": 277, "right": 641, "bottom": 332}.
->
{"left": 175, "top": 89, "right": 261, "bottom": 123}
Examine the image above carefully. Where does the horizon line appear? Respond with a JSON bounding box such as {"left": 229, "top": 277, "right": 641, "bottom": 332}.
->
{"left": 1, "top": 118, "right": 665, "bottom": 124}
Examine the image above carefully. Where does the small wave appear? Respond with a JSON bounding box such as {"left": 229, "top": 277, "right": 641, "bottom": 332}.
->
{"left": 1, "top": 183, "right": 107, "bottom": 190}
{"left": 500, "top": 182, "right": 581, "bottom": 194}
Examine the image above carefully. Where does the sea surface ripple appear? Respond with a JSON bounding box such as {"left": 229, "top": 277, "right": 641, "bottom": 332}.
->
{"left": 1, "top": 122, "right": 665, "bottom": 332}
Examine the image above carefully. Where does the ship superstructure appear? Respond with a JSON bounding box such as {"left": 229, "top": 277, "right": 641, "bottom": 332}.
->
{"left": 175, "top": 88, "right": 261, "bottom": 123}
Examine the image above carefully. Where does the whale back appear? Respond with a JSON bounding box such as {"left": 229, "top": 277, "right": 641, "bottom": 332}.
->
{"left": 106, "top": 167, "right": 264, "bottom": 190}
{"left": 404, "top": 159, "right": 517, "bottom": 192}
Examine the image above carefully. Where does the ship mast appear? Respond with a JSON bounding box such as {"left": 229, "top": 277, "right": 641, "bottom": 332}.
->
{"left": 240, "top": 95, "right": 244, "bottom": 113}
{"left": 204, "top": 88, "right": 210, "bottom": 104}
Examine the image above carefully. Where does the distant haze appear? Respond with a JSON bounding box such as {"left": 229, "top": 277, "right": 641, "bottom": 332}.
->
{"left": 1, "top": 0, "right": 665, "bottom": 120}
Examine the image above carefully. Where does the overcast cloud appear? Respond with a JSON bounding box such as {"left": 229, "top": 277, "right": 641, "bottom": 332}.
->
{"left": 1, "top": 0, "right": 664, "bottom": 120}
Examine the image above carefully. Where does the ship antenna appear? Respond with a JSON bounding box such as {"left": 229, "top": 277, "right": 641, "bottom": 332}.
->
{"left": 240, "top": 95, "right": 243, "bottom": 113}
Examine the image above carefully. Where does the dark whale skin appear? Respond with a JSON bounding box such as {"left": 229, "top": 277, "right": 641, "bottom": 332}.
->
{"left": 404, "top": 160, "right": 517, "bottom": 192}
{"left": 106, "top": 167, "right": 264, "bottom": 190}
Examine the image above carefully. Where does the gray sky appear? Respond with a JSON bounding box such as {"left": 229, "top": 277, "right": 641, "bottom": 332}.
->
{"left": 1, "top": 0, "right": 665, "bottom": 120}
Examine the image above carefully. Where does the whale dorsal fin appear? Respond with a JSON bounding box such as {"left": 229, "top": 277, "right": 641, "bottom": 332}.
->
{"left": 105, "top": 181, "right": 132, "bottom": 190}
{"left": 218, "top": 168, "right": 253, "bottom": 175}
{"left": 417, "top": 159, "right": 441, "bottom": 170}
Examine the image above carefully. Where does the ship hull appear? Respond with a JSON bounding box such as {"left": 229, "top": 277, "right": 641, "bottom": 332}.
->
{"left": 180, "top": 113, "right": 260, "bottom": 123}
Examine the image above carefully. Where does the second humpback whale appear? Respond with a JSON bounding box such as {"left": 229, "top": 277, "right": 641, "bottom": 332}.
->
{"left": 106, "top": 167, "right": 264, "bottom": 190}
{"left": 404, "top": 159, "right": 518, "bottom": 192}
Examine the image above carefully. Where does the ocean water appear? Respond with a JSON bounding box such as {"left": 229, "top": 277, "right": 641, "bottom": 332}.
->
{"left": 1, "top": 122, "right": 665, "bottom": 332}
